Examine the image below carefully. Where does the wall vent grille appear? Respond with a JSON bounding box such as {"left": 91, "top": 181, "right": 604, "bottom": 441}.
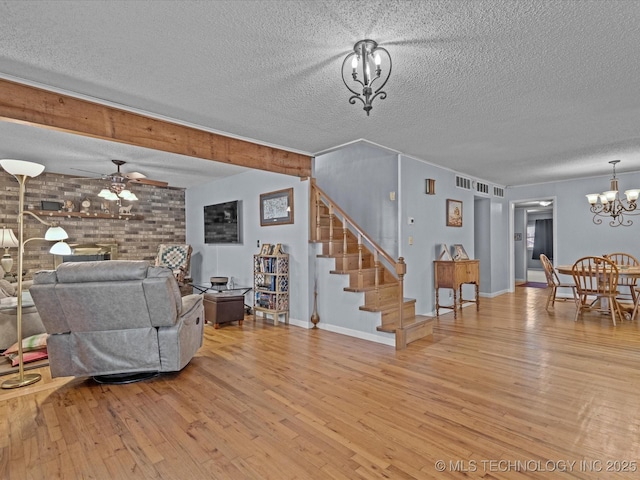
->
{"left": 455, "top": 175, "right": 472, "bottom": 190}
{"left": 476, "top": 182, "right": 489, "bottom": 195}
{"left": 493, "top": 186, "right": 505, "bottom": 197}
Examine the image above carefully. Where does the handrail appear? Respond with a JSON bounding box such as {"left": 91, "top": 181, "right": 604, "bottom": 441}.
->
{"left": 310, "top": 179, "right": 406, "bottom": 330}
{"left": 311, "top": 180, "right": 397, "bottom": 270}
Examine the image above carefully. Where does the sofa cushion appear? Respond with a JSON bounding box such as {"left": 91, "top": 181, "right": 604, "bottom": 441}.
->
{"left": 3, "top": 333, "right": 48, "bottom": 355}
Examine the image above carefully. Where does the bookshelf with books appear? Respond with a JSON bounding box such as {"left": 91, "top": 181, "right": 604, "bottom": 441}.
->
{"left": 253, "top": 244, "right": 289, "bottom": 325}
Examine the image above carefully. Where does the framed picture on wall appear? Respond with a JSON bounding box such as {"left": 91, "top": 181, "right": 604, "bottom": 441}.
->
{"left": 260, "top": 188, "right": 294, "bottom": 226}
{"left": 446, "top": 199, "right": 463, "bottom": 227}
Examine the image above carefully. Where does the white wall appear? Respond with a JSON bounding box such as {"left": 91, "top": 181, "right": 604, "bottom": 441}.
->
{"left": 186, "top": 169, "right": 310, "bottom": 326}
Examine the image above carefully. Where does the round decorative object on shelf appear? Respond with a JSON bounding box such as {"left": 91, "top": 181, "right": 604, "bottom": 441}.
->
{"left": 80, "top": 198, "right": 91, "bottom": 213}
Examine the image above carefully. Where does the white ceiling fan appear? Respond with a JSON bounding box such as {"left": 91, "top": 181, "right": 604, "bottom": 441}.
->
{"left": 73, "top": 159, "right": 169, "bottom": 202}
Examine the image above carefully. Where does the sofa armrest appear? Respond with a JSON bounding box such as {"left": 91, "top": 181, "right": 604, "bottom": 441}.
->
{"left": 180, "top": 294, "right": 203, "bottom": 322}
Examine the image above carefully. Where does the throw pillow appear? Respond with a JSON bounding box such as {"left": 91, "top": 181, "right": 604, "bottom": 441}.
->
{"left": 0, "top": 278, "right": 15, "bottom": 297}
{"left": 3, "top": 333, "right": 48, "bottom": 355}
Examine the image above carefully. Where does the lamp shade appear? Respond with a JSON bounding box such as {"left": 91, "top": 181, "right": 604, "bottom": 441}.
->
{"left": 49, "top": 241, "right": 72, "bottom": 255}
{"left": 44, "top": 226, "right": 69, "bottom": 241}
{"left": 0, "top": 227, "right": 18, "bottom": 248}
{"left": 625, "top": 189, "right": 640, "bottom": 202}
{"left": 0, "top": 159, "right": 45, "bottom": 178}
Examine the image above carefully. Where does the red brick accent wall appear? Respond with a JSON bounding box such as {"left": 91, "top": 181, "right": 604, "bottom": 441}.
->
{"left": 1, "top": 171, "right": 185, "bottom": 278}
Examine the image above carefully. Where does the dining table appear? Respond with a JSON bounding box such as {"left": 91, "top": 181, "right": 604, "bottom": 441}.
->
{"left": 556, "top": 264, "right": 640, "bottom": 278}
{"left": 556, "top": 263, "right": 640, "bottom": 319}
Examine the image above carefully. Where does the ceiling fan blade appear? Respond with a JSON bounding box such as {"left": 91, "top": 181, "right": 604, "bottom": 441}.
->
{"left": 70, "top": 167, "right": 106, "bottom": 177}
{"left": 123, "top": 171, "right": 146, "bottom": 180}
{"left": 130, "top": 177, "right": 169, "bottom": 187}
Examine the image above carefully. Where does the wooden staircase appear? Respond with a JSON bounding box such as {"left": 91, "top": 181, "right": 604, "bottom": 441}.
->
{"left": 311, "top": 180, "right": 433, "bottom": 350}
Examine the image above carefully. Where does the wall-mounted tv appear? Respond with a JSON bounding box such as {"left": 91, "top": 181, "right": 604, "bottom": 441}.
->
{"left": 204, "top": 200, "right": 242, "bottom": 244}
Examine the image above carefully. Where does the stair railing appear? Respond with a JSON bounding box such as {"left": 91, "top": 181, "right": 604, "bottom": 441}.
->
{"left": 310, "top": 179, "right": 406, "bottom": 329}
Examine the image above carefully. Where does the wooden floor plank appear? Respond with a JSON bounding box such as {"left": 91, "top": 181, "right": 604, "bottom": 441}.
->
{"left": 2, "top": 286, "right": 640, "bottom": 478}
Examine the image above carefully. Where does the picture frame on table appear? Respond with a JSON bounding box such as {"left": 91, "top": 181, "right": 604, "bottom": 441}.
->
{"left": 446, "top": 199, "right": 463, "bottom": 227}
{"left": 438, "top": 243, "right": 452, "bottom": 260}
{"left": 260, "top": 188, "right": 294, "bottom": 226}
{"left": 260, "top": 243, "right": 271, "bottom": 255}
{"left": 452, "top": 244, "right": 469, "bottom": 261}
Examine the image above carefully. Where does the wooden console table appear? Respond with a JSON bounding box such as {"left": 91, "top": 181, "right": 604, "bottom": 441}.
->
{"left": 434, "top": 260, "right": 480, "bottom": 318}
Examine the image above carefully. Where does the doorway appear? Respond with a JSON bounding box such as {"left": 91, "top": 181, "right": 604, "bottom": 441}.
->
{"left": 509, "top": 197, "right": 556, "bottom": 290}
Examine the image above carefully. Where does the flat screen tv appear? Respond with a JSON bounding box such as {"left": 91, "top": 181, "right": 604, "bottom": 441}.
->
{"left": 204, "top": 200, "right": 241, "bottom": 244}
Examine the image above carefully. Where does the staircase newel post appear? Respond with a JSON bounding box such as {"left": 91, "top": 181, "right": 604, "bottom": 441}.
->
{"left": 396, "top": 257, "right": 406, "bottom": 329}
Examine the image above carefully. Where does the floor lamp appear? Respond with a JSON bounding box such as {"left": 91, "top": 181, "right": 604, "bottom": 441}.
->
{"left": 0, "top": 159, "right": 72, "bottom": 389}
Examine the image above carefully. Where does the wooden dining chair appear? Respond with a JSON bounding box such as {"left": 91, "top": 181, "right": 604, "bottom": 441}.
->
{"left": 539, "top": 253, "right": 573, "bottom": 310}
{"left": 571, "top": 256, "right": 622, "bottom": 326}
{"left": 603, "top": 252, "right": 639, "bottom": 304}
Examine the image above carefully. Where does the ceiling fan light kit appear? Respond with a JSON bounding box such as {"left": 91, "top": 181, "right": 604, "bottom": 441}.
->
{"left": 341, "top": 39, "right": 392, "bottom": 116}
{"left": 93, "top": 159, "right": 169, "bottom": 203}
{"left": 586, "top": 160, "right": 640, "bottom": 227}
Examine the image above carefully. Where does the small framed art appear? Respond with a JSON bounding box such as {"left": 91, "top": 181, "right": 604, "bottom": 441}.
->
{"left": 446, "top": 199, "right": 463, "bottom": 227}
{"left": 260, "top": 188, "right": 294, "bottom": 226}
{"left": 452, "top": 244, "right": 469, "bottom": 261}
{"left": 260, "top": 243, "right": 272, "bottom": 255}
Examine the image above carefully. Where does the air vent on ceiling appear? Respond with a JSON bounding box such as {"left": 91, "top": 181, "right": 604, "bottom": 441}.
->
{"left": 475, "top": 181, "right": 489, "bottom": 195}
{"left": 455, "top": 175, "right": 472, "bottom": 190}
{"left": 493, "top": 186, "right": 505, "bottom": 198}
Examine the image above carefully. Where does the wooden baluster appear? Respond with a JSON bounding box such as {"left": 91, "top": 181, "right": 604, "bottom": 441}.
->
{"left": 374, "top": 250, "right": 380, "bottom": 308}
{"left": 343, "top": 221, "right": 348, "bottom": 257}
{"left": 328, "top": 205, "right": 334, "bottom": 256}
{"left": 396, "top": 257, "right": 406, "bottom": 329}
{"left": 315, "top": 190, "right": 322, "bottom": 242}
{"left": 357, "top": 234, "right": 364, "bottom": 289}
{"left": 374, "top": 250, "right": 379, "bottom": 289}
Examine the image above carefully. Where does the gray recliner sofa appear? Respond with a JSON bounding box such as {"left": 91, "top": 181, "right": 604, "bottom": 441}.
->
{"left": 30, "top": 260, "right": 204, "bottom": 382}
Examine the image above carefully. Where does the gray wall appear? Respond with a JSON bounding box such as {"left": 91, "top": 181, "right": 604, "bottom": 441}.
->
{"left": 315, "top": 143, "right": 509, "bottom": 320}
{"left": 314, "top": 142, "right": 399, "bottom": 258}
{"left": 186, "top": 169, "right": 310, "bottom": 326}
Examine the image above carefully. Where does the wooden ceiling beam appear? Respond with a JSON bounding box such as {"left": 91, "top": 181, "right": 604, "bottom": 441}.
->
{"left": 0, "top": 78, "right": 311, "bottom": 177}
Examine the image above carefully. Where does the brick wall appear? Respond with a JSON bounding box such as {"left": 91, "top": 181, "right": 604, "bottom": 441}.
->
{"left": 1, "top": 171, "right": 186, "bottom": 278}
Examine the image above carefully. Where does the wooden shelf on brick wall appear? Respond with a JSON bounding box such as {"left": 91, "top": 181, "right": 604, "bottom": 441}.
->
{"left": 32, "top": 210, "right": 144, "bottom": 220}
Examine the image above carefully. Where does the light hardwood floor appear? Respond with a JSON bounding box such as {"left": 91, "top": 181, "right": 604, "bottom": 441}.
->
{"left": 2, "top": 286, "right": 640, "bottom": 479}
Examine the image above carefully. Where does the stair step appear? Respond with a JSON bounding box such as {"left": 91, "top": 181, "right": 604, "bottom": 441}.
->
{"left": 330, "top": 267, "right": 377, "bottom": 275}
{"left": 344, "top": 283, "right": 397, "bottom": 293}
{"left": 360, "top": 298, "right": 416, "bottom": 313}
{"left": 376, "top": 315, "right": 434, "bottom": 334}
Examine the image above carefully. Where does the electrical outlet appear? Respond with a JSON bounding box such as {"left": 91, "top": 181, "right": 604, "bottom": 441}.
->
{"left": 257, "top": 240, "right": 260, "bottom": 248}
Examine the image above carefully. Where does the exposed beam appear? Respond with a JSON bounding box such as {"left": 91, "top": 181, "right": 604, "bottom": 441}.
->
{"left": 0, "top": 78, "right": 311, "bottom": 177}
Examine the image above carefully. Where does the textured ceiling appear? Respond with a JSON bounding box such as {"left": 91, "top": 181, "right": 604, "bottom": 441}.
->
{"left": 1, "top": 0, "right": 640, "bottom": 187}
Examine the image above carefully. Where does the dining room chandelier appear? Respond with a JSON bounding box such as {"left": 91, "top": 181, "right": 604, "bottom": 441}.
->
{"left": 586, "top": 160, "right": 640, "bottom": 227}
{"left": 341, "top": 39, "right": 392, "bottom": 116}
